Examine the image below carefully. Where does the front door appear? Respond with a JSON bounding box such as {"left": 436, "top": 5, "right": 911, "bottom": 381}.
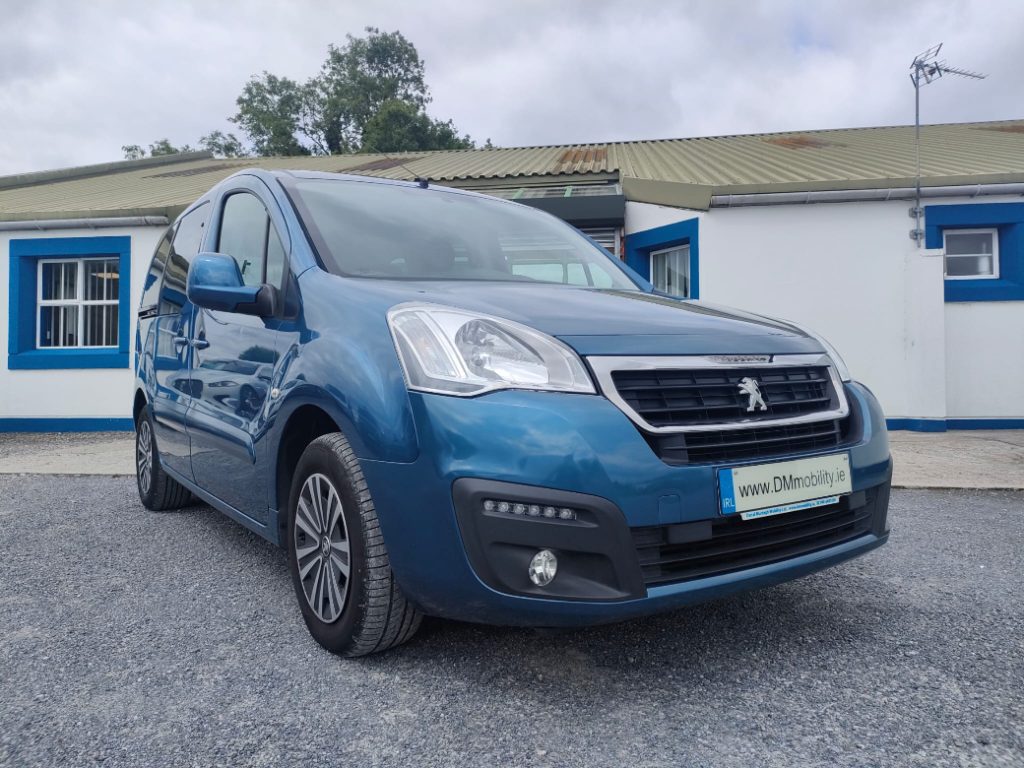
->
{"left": 149, "top": 204, "right": 209, "bottom": 477}
{"left": 187, "top": 187, "right": 289, "bottom": 521}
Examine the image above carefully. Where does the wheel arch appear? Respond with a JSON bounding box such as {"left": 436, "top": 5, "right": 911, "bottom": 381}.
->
{"left": 271, "top": 398, "right": 345, "bottom": 543}
{"left": 132, "top": 388, "right": 148, "bottom": 426}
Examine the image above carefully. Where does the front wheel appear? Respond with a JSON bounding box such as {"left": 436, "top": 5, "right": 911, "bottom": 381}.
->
{"left": 287, "top": 433, "right": 422, "bottom": 656}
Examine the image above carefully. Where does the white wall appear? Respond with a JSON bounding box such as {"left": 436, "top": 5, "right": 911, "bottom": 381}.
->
{"left": 626, "top": 195, "right": 1024, "bottom": 423}
{"left": 944, "top": 302, "right": 1024, "bottom": 418}
{"left": 625, "top": 201, "right": 701, "bottom": 234}
{"left": 0, "top": 225, "right": 164, "bottom": 421}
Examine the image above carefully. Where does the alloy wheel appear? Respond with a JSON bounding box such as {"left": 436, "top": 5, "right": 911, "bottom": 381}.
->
{"left": 294, "top": 473, "right": 351, "bottom": 624}
{"left": 137, "top": 419, "right": 153, "bottom": 495}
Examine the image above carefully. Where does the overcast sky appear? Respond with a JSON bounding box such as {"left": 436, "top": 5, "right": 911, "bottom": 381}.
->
{"left": 0, "top": 0, "right": 1019, "bottom": 176}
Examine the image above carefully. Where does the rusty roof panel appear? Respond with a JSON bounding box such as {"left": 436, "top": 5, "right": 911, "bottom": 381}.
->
{"left": 1, "top": 120, "right": 1023, "bottom": 220}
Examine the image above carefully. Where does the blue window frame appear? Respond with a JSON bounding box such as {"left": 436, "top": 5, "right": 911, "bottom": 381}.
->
{"left": 624, "top": 218, "right": 699, "bottom": 298}
{"left": 925, "top": 203, "right": 1024, "bottom": 302}
{"left": 8, "top": 236, "right": 132, "bottom": 369}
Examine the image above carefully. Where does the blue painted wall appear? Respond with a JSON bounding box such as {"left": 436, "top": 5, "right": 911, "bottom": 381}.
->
{"left": 925, "top": 202, "right": 1024, "bottom": 302}
{"left": 624, "top": 218, "right": 700, "bottom": 298}
{"left": 8, "top": 236, "right": 132, "bottom": 369}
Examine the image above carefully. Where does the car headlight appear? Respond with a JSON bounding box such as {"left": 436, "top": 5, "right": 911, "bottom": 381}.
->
{"left": 387, "top": 303, "right": 595, "bottom": 396}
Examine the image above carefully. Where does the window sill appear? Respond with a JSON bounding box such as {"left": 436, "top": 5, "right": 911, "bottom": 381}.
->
{"left": 944, "top": 277, "right": 1024, "bottom": 302}
{"left": 7, "top": 349, "right": 129, "bottom": 370}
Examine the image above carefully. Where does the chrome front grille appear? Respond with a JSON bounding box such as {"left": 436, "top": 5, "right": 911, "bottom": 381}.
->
{"left": 609, "top": 365, "right": 833, "bottom": 428}
{"left": 588, "top": 354, "right": 852, "bottom": 465}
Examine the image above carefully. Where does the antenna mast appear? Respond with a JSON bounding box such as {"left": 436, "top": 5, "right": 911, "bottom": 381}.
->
{"left": 908, "top": 44, "right": 986, "bottom": 246}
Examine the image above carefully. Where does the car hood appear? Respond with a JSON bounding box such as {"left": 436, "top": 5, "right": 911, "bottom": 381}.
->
{"left": 347, "top": 279, "right": 824, "bottom": 356}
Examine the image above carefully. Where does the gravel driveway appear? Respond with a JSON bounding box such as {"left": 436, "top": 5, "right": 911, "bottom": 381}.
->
{"left": 0, "top": 475, "right": 1021, "bottom": 767}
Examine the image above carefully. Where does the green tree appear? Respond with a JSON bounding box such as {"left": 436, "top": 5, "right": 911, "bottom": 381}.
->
{"left": 361, "top": 99, "right": 474, "bottom": 153}
{"left": 198, "top": 130, "right": 248, "bottom": 158}
{"left": 122, "top": 132, "right": 248, "bottom": 160}
{"left": 232, "top": 27, "right": 476, "bottom": 155}
{"left": 231, "top": 73, "right": 311, "bottom": 156}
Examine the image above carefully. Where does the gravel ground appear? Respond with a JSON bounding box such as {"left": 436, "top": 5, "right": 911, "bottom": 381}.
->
{"left": 0, "top": 475, "right": 1021, "bottom": 768}
{"left": 0, "top": 432, "right": 130, "bottom": 463}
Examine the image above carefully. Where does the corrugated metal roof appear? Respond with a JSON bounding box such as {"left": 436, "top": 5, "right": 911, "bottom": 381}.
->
{"left": 1, "top": 120, "right": 1023, "bottom": 221}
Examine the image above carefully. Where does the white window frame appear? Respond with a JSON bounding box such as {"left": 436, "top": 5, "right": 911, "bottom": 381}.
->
{"left": 943, "top": 228, "right": 1000, "bottom": 281}
{"left": 650, "top": 244, "right": 691, "bottom": 297}
{"left": 36, "top": 257, "right": 120, "bottom": 349}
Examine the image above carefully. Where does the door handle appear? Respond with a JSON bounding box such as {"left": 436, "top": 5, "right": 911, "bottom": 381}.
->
{"left": 173, "top": 336, "right": 189, "bottom": 349}
{"left": 192, "top": 339, "right": 210, "bottom": 350}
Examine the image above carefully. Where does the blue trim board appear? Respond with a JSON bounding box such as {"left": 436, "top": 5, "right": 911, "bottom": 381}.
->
{"left": 887, "top": 418, "right": 1024, "bottom": 431}
{"left": 625, "top": 218, "right": 700, "bottom": 298}
{"left": 948, "top": 419, "right": 1024, "bottom": 430}
{"left": 0, "top": 418, "right": 134, "bottom": 432}
{"left": 8, "top": 236, "right": 132, "bottom": 370}
{"left": 886, "top": 418, "right": 947, "bottom": 432}
{"left": 925, "top": 202, "right": 1024, "bottom": 302}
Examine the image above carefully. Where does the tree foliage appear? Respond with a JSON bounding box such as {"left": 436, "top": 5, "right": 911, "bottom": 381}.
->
{"left": 361, "top": 100, "right": 473, "bottom": 153}
{"left": 124, "top": 27, "right": 484, "bottom": 160}
{"left": 233, "top": 27, "right": 477, "bottom": 155}
{"left": 121, "top": 131, "right": 247, "bottom": 160}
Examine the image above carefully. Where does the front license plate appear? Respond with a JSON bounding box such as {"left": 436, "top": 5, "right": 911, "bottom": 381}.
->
{"left": 718, "top": 453, "right": 852, "bottom": 520}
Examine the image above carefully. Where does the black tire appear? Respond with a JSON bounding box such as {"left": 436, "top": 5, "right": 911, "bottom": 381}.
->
{"left": 287, "top": 432, "right": 422, "bottom": 656}
{"left": 135, "top": 405, "right": 193, "bottom": 511}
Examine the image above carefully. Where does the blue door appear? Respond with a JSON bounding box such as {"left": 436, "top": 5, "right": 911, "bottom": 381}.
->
{"left": 187, "top": 185, "right": 290, "bottom": 522}
{"left": 149, "top": 203, "right": 209, "bottom": 477}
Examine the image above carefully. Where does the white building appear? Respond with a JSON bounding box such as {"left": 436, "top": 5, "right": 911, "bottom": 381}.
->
{"left": 2, "top": 120, "right": 1023, "bottom": 432}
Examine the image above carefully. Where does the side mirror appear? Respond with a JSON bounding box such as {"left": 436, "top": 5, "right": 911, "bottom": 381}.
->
{"left": 187, "top": 252, "right": 277, "bottom": 317}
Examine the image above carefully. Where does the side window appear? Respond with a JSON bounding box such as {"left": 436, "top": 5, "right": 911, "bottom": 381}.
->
{"left": 161, "top": 203, "right": 210, "bottom": 314}
{"left": 218, "top": 193, "right": 288, "bottom": 288}
{"left": 266, "top": 227, "right": 286, "bottom": 289}
{"left": 219, "top": 193, "right": 267, "bottom": 287}
{"left": 140, "top": 228, "right": 173, "bottom": 310}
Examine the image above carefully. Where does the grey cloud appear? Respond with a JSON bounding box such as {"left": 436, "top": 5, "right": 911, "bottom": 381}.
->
{"left": 0, "top": 0, "right": 1019, "bottom": 175}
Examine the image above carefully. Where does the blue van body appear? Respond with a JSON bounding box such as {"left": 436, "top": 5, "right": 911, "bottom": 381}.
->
{"left": 134, "top": 170, "right": 891, "bottom": 628}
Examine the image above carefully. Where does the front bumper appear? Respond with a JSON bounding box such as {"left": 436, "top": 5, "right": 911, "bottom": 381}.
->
{"left": 360, "top": 381, "right": 892, "bottom": 626}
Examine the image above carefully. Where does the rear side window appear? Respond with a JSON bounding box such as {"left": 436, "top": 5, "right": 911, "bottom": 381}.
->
{"left": 217, "top": 192, "right": 287, "bottom": 289}
{"left": 161, "top": 202, "right": 209, "bottom": 314}
{"left": 140, "top": 228, "right": 173, "bottom": 311}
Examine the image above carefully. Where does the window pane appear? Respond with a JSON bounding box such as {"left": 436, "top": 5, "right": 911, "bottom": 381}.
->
{"left": 290, "top": 178, "right": 637, "bottom": 289}
{"left": 219, "top": 193, "right": 269, "bottom": 287}
{"left": 162, "top": 203, "right": 210, "bottom": 314}
{"left": 945, "top": 254, "right": 994, "bottom": 277}
{"left": 85, "top": 259, "right": 119, "bottom": 301}
{"left": 39, "top": 305, "right": 79, "bottom": 347}
{"left": 266, "top": 226, "right": 286, "bottom": 288}
{"left": 84, "top": 304, "right": 118, "bottom": 346}
{"left": 589, "top": 264, "right": 616, "bottom": 289}
{"left": 651, "top": 246, "right": 689, "bottom": 297}
{"left": 141, "top": 229, "right": 173, "bottom": 310}
{"left": 945, "top": 231, "right": 994, "bottom": 256}
{"left": 567, "top": 263, "right": 587, "bottom": 285}
{"left": 41, "top": 261, "right": 78, "bottom": 301}
{"left": 511, "top": 262, "right": 565, "bottom": 282}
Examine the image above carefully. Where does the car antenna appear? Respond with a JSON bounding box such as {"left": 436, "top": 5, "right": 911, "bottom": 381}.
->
{"left": 380, "top": 153, "right": 429, "bottom": 188}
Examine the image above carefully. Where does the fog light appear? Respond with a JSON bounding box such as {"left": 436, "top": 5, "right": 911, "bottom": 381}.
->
{"left": 528, "top": 549, "right": 558, "bottom": 587}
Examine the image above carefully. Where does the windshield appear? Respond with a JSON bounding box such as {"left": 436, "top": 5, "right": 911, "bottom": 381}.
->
{"left": 287, "top": 178, "right": 638, "bottom": 289}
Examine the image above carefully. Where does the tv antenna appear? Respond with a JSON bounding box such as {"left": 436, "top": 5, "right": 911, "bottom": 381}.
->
{"left": 908, "top": 44, "right": 986, "bottom": 245}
